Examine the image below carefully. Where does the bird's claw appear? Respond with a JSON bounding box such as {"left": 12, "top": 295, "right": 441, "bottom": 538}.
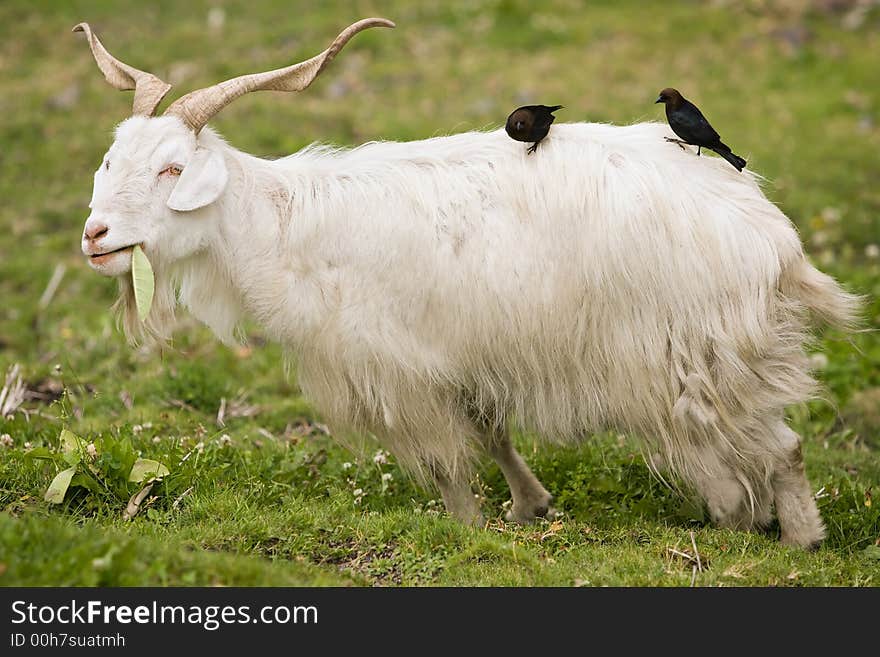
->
{"left": 664, "top": 137, "right": 688, "bottom": 151}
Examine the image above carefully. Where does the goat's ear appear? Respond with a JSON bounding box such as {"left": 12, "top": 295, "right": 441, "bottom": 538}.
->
{"left": 166, "top": 149, "right": 228, "bottom": 212}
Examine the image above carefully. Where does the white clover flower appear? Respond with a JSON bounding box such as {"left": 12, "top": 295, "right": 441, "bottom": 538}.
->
{"left": 86, "top": 443, "right": 97, "bottom": 458}
{"left": 866, "top": 244, "right": 879, "bottom": 259}
{"left": 152, "top": 436, "right": 161, "bottom": 444}
{"left": 821, "top": 207, "right": 841, "bottom": 223}
{"left": 381, "top": 472, "right": 393, "bottom": 482}
{"left": 195, "top": 441, "right": 205, "bottom": 454}
{"left": 372, "top": 449, "right": 388, "bottom": 465}
{"left": 132, "top": 424, "right": 143, "bottom": 434}
{"left": 353, "top": 488, "right": 363, "bottom": 496}
{"left": 207, "top": 7, "right": 226, "bottom": 31}
{"left": 218, "top": 434, "right": 232, "bottom": 447}
{"left": 342, "top": 461, "right": 353, "bottom": 470}
{"left": 0, "top": 434, "right": 13, "bottom": 448}
{"left": 23, "top": 441, "right": 32, "bottom": 449}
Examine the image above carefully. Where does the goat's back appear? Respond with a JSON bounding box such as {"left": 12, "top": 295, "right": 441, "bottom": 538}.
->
{"left": 282, "top": 122, "right": 847, "bottom": 447}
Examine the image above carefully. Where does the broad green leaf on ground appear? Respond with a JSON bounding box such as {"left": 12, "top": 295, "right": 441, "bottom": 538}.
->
{"left": 70, "top": 471, "right": 103, "bottom": 494}
{"left": 60, "top": 429, "right": 83, "bottom": 465}
{"left": 44, "top": 466, "right": 77, "bottom": 504}
{"left": 23, "top": 447, "right": 55, "bottom": 460}
{"left": 128, "top": 458, "right": 169, "bottom": 482}
{"left": 131, "top": 245, "right": 154, "bottom": 322}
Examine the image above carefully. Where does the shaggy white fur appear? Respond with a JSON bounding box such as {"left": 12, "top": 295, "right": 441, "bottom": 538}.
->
{"left": 84, "top": 115, "right": 860, "bottom": 547}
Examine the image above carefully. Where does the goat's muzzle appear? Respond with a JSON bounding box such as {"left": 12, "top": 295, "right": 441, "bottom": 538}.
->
{"left": 82, "top": 226, "right": 137, "bottom": 275}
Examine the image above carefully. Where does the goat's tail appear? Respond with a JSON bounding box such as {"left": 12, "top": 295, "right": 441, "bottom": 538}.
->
{"left": 781, "top": 257, "right": 862, "bottom": 331}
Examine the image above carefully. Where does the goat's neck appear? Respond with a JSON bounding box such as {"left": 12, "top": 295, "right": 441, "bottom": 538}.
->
{"left": 209, "top": 158, "right": 326, "bottom": 347}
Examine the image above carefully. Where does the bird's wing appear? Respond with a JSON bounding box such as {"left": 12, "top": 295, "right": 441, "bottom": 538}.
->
{"left": 681, "top": 101, "right": 721, "bottom": 142}
{"left": 532, "top": 114, "right": 555, "bottom": 132}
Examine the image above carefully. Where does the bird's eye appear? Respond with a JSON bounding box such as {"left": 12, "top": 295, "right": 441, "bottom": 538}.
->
{"left": 159, "top": 165, "right": 183, "bottom": 177}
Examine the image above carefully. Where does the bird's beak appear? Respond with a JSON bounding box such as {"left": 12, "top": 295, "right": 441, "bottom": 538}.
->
{"left": 654, "top": 96, "right": 663, "bottom": 104}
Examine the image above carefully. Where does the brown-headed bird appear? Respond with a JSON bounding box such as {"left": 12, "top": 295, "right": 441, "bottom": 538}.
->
{"left": 655, "top": 88, "right": 747, "bottom": 172}
{"left": 505, "top": 104, "right": 563, "bottom": 154}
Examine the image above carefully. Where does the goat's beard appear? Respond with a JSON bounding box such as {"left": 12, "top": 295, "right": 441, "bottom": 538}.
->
{"left": 113, "top": 269, "right": 178, "bottom": 346}
{"left": 113, "top": 250, "right": 244, "bottom": 346}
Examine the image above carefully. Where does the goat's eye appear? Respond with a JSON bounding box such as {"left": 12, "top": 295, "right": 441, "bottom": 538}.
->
{"left": 104, "top": 160, "right": 110, "bottom": 171}
{"left": 159, "top": 165, "right": 183, "bottom": 177}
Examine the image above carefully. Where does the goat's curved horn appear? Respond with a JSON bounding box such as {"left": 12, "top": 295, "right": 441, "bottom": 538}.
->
{"left": 164, "top": 17, "right": 395, "bottom": 133}
{"left": 73, "top": 23, "right": 172, "bottom": 117}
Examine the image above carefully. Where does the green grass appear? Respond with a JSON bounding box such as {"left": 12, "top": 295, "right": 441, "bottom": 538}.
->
{"left": 1, "top": 0, "right": 879, "bottom": 586}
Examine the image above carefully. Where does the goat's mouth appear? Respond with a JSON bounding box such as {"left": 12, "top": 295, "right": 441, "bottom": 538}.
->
{"left": 87, "top": 244, "right": 136, "bottom": 273}
{"left": 89, "top": 244, "right": 132, "bottom": 262}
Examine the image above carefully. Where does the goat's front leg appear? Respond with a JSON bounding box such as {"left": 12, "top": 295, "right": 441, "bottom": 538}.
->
{"left": 482, "top": 430, "right": 556, "bottom": 524}
{"left": 433, "top": 468, "right": 484, "bottom": 527}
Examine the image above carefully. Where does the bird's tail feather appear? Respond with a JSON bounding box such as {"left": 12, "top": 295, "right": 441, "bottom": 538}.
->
{"left": 712, "top": 142, "right": 747, "bottom": 171}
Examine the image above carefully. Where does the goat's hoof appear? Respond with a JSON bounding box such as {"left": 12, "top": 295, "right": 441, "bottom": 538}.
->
{"left": 780, "top": 521, "right": 825, "bottom": 550}
{"left": 780, "top": 532, "right": 824, "bottom": 551}
{"left": 505, "top": 496, "right": 556, "bottom": 524}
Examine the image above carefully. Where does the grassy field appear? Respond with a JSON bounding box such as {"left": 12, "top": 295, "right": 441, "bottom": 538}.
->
{"left": 1, "top": 0, "right": 879, "bottom": 586}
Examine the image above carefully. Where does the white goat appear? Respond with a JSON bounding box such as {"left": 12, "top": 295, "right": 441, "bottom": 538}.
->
{"left": 76, "top": 19, "right": 859, "bottom": 547}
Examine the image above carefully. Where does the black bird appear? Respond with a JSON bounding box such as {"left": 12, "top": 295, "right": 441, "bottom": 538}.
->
{"left": 655, "top": 88, "right": 746, "bottom": 172}
{"left": 505, "top": 104, "right": 563, "bottom": 154}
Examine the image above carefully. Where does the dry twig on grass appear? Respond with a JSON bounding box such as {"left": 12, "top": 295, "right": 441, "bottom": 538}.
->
{"left": 216, "top": 391, "right": 260, "bottom": 427}
{"left": 172, "top": 486, "right": 194, "bottom": 511}
{"left": 666, "top": 533, "right": 707, "bottom": 587}
{"left": 123, "top": 482, "right": 154, "bottom": 521}
{"left": 0, "top": 364, "right": 27, "bottom": 419}
{"left": 38, "top": 264, "right": 66, "bottom": 310}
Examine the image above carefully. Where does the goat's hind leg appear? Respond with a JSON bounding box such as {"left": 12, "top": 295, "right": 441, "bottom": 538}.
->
{"left": 771, "top": 422, "right": 825, "bottom": 549}
{"left": 690, "top": 455, "right": 772, "bottom": 532}
{"left": 667, "top": 429, "right": 772, "bottom": 532}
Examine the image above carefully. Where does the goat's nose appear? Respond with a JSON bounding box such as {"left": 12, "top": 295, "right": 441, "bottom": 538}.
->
{"left": 84, "top": 222, "right": 109, "bottom": 241}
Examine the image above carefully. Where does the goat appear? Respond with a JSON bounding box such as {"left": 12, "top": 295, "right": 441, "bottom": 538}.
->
{"left": 75, "top": 19, "right": 860, "bottom": 548}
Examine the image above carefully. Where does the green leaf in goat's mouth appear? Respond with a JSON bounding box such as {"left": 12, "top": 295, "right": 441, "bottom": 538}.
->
{"left": 131, "top": 244, "right": 154, "bottom": 322}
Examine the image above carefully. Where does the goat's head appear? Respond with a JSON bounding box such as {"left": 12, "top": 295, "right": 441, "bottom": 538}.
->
{"left": 76, "top": 18, "right": 394, "bottom": 282}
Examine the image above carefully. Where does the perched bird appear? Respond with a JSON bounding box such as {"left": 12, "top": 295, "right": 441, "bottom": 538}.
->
{"left": 655, "top": 88, "right": 747, "bottom": 172}
{"left": 505, "top": 104, "right": 563, "bottom": 154}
